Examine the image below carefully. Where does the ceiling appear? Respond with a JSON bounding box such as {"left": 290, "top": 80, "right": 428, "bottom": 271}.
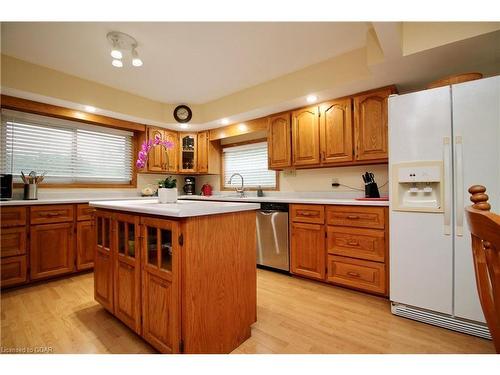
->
{"left": 0, "top": 22, "right": 370, "bottom": 104}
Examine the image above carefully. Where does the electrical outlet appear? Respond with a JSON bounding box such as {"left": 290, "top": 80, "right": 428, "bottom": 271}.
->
{"left": 331, "top": 177, "right": 340, "bottom": 188}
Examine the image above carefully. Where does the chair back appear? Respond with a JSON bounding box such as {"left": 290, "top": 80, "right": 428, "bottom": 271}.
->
{"left": 465, "top": 185, "right": 500, "bottom": 353}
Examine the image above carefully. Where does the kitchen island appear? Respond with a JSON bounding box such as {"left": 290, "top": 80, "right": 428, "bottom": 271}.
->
{"left": 89, "top": 199, "right": 260, "bottom": 354}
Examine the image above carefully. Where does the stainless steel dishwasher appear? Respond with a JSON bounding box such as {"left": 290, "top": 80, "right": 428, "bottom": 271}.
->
{"left": 256, "top": 202, "right": 289, "bottom": 271}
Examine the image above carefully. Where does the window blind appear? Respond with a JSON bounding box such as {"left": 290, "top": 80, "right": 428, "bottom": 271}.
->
{"left": 223, "top": 142, "right": 276, "bottom": 189}
{"left": 0, "top": 110, "right": 133, "bottom": 184}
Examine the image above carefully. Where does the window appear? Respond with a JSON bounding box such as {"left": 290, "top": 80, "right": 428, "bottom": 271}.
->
{"left": 0, "top": 110, "right": 133, "bottom": 184}
{"left": 223, "top": 141, "right": 277, "bottom": 189}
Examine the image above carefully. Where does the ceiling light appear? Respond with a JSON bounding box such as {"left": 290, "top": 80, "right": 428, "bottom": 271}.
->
{"left": 84, "top": 105, "right": 96, "bottom": 113}
{"left": 179, "top": 124, "right": 189, "bottom": 129}
{"left": 306, "top": 95, "right": 318, "bottom": 103}
{"left": 132, "top": 49, "right": 143, "bottom": 67}
{"left": 221, "top": 118, "right": 230, "bottom": 125}
{"left": 111, "top": 49, "right": 122, "bottom": 60}
{"left": 107, "top": 31, "right": 144, "bottom": 68}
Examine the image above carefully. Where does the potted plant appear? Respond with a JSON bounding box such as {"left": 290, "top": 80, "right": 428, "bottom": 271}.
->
{"left": 158, "top": 176, "right": 177, "bottom": 203}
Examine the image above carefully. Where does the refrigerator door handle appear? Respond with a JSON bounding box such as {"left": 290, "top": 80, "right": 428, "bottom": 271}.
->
{"left": 455, "top": 135, "right": 464, "bottom": 236}
{"left": 443, "top": 136, "right": 451, "bottom": 235}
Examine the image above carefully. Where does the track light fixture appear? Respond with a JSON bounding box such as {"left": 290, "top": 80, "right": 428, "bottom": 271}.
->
{"left": 106, "top": 31, "right": 144, "bottom": 68}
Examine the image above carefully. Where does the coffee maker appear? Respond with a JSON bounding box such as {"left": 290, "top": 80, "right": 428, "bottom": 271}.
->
{"left": 183, "top": 176, "right": 196, "bottom": 195}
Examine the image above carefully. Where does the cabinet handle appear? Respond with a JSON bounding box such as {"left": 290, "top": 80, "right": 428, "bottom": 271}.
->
{"left": 346, "top": 215, "right": 360, "bottom": 220}
{"left": 40, "top": 212, "right": 61, "bottom": 217}
{"left": 347, "top": 239, "right": 359, "bottom": 246}
{"left": 300, "top": 212, "right": 312, "bottom": 216}
{"left": 347, "top": 271, "right": 360, "bottom": 278}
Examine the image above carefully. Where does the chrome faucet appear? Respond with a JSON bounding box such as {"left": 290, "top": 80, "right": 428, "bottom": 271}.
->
{"left": 228, "top": 173, "right": 246, "bottom": 198}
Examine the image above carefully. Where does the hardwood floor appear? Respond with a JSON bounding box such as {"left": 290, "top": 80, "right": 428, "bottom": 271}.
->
{"left": 0, "top": 270, "right": 495, "bottom": 354}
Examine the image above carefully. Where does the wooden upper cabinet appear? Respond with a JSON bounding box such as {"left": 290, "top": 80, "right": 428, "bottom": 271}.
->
{"left": 268, "top": 112, "right": 292, "bottom": 169}
{"left": 353, "top": 87, "right": 394, "bottom": 161}
{"left": 292, "top": 106, "right": 320, "bottom": 166}
{"left": 163, "top": 130, "right": 179, "bottom": 173}
{"left": 30, "top": 222, "right": 75, "bottom": 280}
{"left": 148, "top": 128, "right": 166, "bottom": 172}
{"left": 179, "top": 133, "right": 197, "bottom": 173}
{"left": 197, "top": 131, "right": 209, "bottom": 174}
{"left": 320, "top": 98, "right": 353, "bottom": 164}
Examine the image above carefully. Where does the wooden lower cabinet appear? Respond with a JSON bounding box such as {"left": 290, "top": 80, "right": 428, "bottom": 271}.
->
{"left": 113, "top": 214, "right": 141, "bottom": 334}
{"left": 30, "top": 222, "right": 75, "bottom": 280}
{"left": 327, "top": 255, "right": 386, "bottom": 295}
{"left": 141, "top": 217, "right": 180, "bottom": 353}
{"left": 0, "top": 226, "right": 27, "bottom": 258}
{"left": 94, "top": 211, "right": 114, "bottom": 312}
{"left": 76, "top": 221, "right": 95, "bottom": 270}
{"left": 93, "top": 208, "right": 256, "bottom": 354}
{"left": 290, "top": 222, "right": 325, "bottom": 281}
{"left": 290, "top": 204, "right": 389, "bottom": 296}
{"left": 1, "top": 255, "right": 27, "bottom": 287}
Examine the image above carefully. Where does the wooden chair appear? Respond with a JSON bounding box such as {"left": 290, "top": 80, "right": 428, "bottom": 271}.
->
{"left": 465, "top": 185, "right": 500, "bottom": 353}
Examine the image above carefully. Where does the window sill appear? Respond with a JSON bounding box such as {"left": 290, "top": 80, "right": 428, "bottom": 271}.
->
{"left": 13, "top": 183, "right": 136, "bottom": 189}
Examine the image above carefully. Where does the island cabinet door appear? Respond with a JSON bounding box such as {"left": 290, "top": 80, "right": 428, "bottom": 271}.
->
{"left": 94, "top": 211, "right": 114, "bottom": 313}
{"left": 113, "top": 214, "right": 142, "bottom": 334}
{"left": 141, "top": 217, "right": 181, "bottom": 354}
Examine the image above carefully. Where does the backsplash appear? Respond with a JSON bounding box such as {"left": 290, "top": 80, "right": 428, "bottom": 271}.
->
{"left": 196, "top": 164, "right": 388, "bottom": 195}
{"left": 10, "top": 165, "right": 388, "bottom": 199}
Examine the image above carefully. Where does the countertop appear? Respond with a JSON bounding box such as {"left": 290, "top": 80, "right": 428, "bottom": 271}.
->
{"left": 178, "top": 194, "right": 389, "bottom": 207}
{"left": 89, "top": 199, "right": 261, "bottom": 218}
{"left": 0, "top": 196, "right": 154, "bottom": 206}
{"left": 0, "top": 193, "right": 389, "bottom": 207}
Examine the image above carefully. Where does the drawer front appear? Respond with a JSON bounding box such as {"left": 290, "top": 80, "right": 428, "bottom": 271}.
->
{"left": 291, "top": 204, "right": 325, "bottom": 224}
{"left": 327, "top": 255, "right": 386, "bottom": 295}
{"left": 0, "top": 227, "right": 27, "bottom": 257}
{"left": 326, "top": 206, "right": 385, "bottom": 229}
{"left": 1, "top": 255, "right": 28, "bottom": 287}
{"left": 327, "top": 226, "right": 385, "bottom": 262}
{"left": 77, "top": 203, "right": 96, "bottom": 221}
{"left": 1, "top": 207, "right": 27, "bottom": 227}
{"left": 30, "top": 205, "right": 74, "bottom": 225}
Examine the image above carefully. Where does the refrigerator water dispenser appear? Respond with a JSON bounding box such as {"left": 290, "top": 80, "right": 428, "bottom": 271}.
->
{"left": 391, "top": 161, "right": 443, "bottom": 212}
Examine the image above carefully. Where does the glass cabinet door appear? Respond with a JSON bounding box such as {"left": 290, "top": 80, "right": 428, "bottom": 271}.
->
{"left": 96, "top": 214, "right": 111, "bottom": 253}
{"left": 144, "top": 223, "right": 174, "bottom": 274}
{"left": 140, "top": 217, "right": 180, "bottom": 353}
{"left": 94, "top": 210, "right": 114, "bottom": 312}
{"left": 114, "top": 213, "right": 141, "bottom": 334}
{"left": 116, "top": 216, "right": 138, "bottom": 261}
{"left": 179, "top": 133, "right": 197, "bottom": 172}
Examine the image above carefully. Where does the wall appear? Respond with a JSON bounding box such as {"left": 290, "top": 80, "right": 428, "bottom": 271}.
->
{"left": 402, "top": 22, "right": 500, "bottom": 56}
{"left": 0, "top": 54, "right": 202, "bottom": 126}
{"left": 196, "top": 164, "right": 388, "bottom": 195}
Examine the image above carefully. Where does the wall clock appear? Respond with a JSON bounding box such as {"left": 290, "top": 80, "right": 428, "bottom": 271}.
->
{"left": 174, "top": 105, "right": 192, "bottom": 123}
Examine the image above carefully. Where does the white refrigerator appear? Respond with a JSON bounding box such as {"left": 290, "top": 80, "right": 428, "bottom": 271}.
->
{"left": 388, "top": 75, "right": 500, "bottom": 339}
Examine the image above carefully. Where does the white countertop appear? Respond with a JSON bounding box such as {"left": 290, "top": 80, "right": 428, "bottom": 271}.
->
{"left": 89, "top": 199, "right": 261, "bottom": 218}
{"left": 0, "top": 196, "right": 154, "bottom": 206}
{"left": 178, "top": 194, "right": 389, "bottom": 206}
